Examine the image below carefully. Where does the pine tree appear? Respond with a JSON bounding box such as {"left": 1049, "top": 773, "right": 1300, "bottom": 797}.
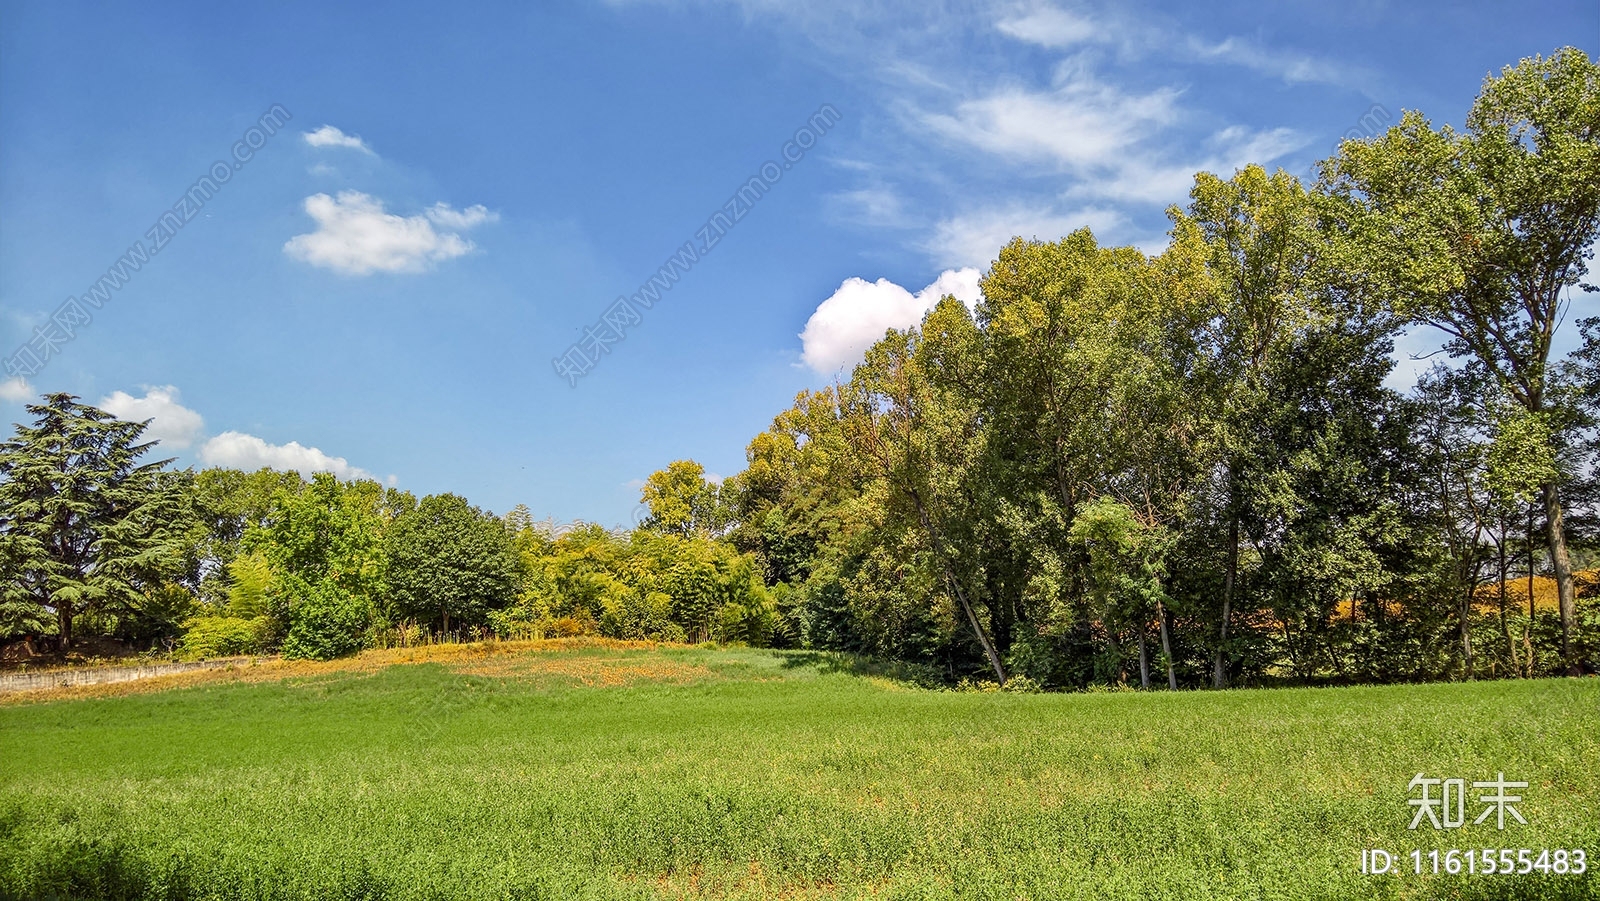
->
{"left": 0, "top": 393, "right": 184, "bottom": 648}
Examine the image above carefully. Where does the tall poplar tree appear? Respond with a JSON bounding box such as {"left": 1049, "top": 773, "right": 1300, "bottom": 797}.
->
{"left": 1324, "top": 48, "right": 1600, "bottom": 671}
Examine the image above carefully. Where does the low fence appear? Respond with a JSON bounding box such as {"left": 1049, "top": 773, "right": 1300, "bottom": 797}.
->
{"left": 0, "top": 657, "right": 271, "bottom": 693}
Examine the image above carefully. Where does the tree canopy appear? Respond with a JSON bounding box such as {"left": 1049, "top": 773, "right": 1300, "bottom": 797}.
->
{"left": 0, "top": 394, "right": 186, "bottom": 648}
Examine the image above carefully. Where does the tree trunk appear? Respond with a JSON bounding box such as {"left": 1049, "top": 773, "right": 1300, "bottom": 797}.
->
{"left": 1459, "top": 550, "right": 1482, "bottom": 679}
{"left": 1526, "top": 506, "right": 1536, "bottom": 677}
{"left": 1213, "top": 515, "right": 1238, "bottom": 689}
{"left": 57, "top": 601, "right": 74, "bottom": 651}
{"left": 1158, "top": 598, "right": 1177, "bottom": 690}
{"left": 1498, "top": 523, "right": 1517, "bottom": 676}
{"left": 1137, "top": 627, "right": 1151, "bottom": 690}
{"left": 948, "top": 568, "right": 1006, "bottom": 684}
{"left": 913, "top": 496, "right": 1006, "bottom": 685}
{"left": 1542, "top": 482, "right": 1577, "bottom": 675}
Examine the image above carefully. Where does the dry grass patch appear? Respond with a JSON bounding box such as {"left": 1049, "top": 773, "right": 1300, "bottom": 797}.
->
{"left": 0, "top": 638, "right": 691, "bottom": 705}
{"left": 448, "top": 652, "right": 715, "bottom": 687}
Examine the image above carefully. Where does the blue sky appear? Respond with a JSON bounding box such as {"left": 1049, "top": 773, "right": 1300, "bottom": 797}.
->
{"left": 1, "top": 0, "right": 1595, "bottom": 525}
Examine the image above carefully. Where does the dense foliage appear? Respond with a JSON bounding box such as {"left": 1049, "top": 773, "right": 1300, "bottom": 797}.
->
{"left": 701, "top": 49, "right": 1600, "bottom": 687}
{"left": 0, "top": 394, "right": 188, "bottom": 648}
{"left": 1, "top": 48, "right": 1596, "bottom": 683}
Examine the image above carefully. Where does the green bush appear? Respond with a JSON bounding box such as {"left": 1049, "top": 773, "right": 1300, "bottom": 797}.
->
{"left": 711, "top": 594, "right": 775, "bottom": 646}
{"left": 176, "top": 616, "right": 270, "bottom": 660}
{"left": 601, "top": 590, "right": 686, "bottom": 642}
{"left": 1003, "top": 629, "right": 1063, "bottom": 687}
{"left": 281, "top": 581, "right": 369, "bottom": 661}
{"left": 225, "top": 551, "right": 275, "bottom": 618}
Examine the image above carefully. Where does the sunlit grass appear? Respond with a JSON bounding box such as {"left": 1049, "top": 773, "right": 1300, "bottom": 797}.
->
{"left": 1, "top": 644, "right": 1595, "bottom": 900}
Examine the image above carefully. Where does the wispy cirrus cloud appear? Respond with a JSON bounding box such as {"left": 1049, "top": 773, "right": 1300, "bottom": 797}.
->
{"left": 906, "top": 8, "right": 1324, "bottom": 265}
{"left": 604, "top": 0, "right": 1364, "bottom": 284}
{"left": 994, "top": 5, "right": 1106, "bottom": 49}
{"left": 1186, "top": 35, "right": 1367, "bottom": 89}
{"left": 924, "top": 204, "right": 1127, "bottom": 270}
{"left": 994, "top": 3, "right": 1370, "bottom": 90}
{"left": 825, "top": 186, "right": 914, "bottom": 229}
{"left": 1067, "top": 125, "right": 1309, "bottom": 206}
{"left": 920, "top": 76, "right": 1183, "bottom": 172}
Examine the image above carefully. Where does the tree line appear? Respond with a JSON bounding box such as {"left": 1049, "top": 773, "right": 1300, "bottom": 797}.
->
{"left": 0, "top": 416, "right": 777, "bottom": 661}
{"left": 1, "top": 48, "right": 1596, "bottom": 686}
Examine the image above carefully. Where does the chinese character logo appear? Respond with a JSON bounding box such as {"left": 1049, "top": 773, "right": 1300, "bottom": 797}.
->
{"left": 1471, "top": 773, "right": 1528, "bottom": 829}
{"left": 1407, "top": 772, "right": 1527, "bottom": 830}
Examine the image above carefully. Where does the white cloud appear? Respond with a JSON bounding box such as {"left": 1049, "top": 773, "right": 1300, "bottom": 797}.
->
{"left": 1073, "top": 125, "right": 1308, "bottom": 206}
{"left": 199, "top": 431, "right": 372, "bottom": 480}
{"left": 1187, "top": 36, "right": 1363, "bottom": 89}
{"left": 922, "top": 78, "right": 1181, "bottom": 172}
{"left": 0, "top": 377, "right": 33, "bottom": 402}
{"left": 924, "top": 204, "right": 1124, "bottom": 271}
{"left": 97, "top": 386, "right": 205, "bottom": 449}
{"left": 995, "top": 6, "right": 1104, "bottom": 48}
{"left": 84, "top": 382, "right": 388, "bottom": 482}
{"left": 826, "top": 186, "right": 911, "bottom": 229}
{"left": 918, "top": 61, "right": 1310, "bottom": 213}
{"left": 303, "top": 124, "right": 375, "bottom": 155}
{"left": 284, "top": 191, "right": 495, "bottom": 275}
{"left": 800, "top": 268, "right": 983, "bottom": 374}
{"left": 425, "top": 202, "right": 499, "bottom": 230}
{"left": 992, "top": 5, "right": 1367, "bottom": 91}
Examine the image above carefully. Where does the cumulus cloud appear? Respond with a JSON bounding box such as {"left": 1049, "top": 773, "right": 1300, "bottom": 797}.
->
{"left": 199, "top": 431, "right": 372, "bottom": 480}
{"left": 98, "top": 386, "right": 206, "bottom": 449}
{"left": 303, "top": 124, "right": 375, "bottom": 154}
{"left": 284, "top": 191, "right": 495, "bottom": 275}
{"left": 0, "top": 377, "right": 32, "bottom": 402}
{"left": 800, "top": 268, "right": 983, "bottom": 374}
{"left": 85, "top": 383, "right": 387, "bottom": 482}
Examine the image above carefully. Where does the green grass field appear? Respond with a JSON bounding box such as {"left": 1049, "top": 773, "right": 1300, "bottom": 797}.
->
{"left": 0, "top": 642, "right": 1595, "bottom": 900}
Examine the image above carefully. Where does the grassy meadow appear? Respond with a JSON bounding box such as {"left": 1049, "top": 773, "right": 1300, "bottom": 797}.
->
{"left": 0, "top": 641, "right": 1595, "bottom": 900}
